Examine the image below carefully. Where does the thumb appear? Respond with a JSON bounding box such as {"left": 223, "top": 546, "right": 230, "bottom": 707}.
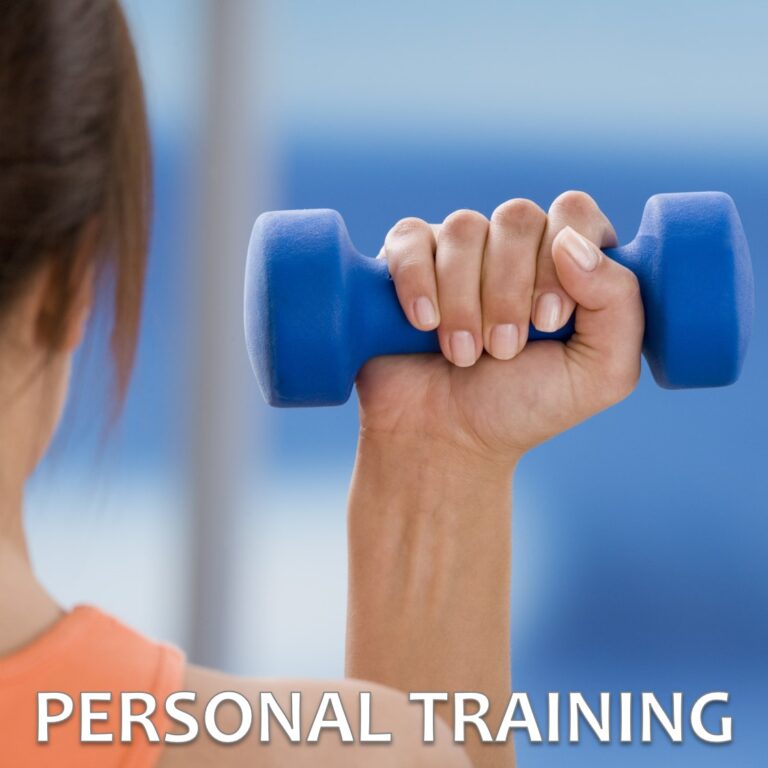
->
{"left": 552, "top": 226, "right": 644, "bottom": 396}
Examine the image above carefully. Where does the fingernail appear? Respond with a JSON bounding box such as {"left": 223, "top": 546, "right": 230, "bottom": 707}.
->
{"left": 414, "top": 296, "right": 437, "bottom": 328}
{"left": 560, "top": 226, "right": 599, "bottom": 271}
{"left": 489, "top": 324, "right": 519, "bottom": 360}
{"left": 534, "top": 293, "right": 562, "bottom": 332}
{"left": 449, "top": 331, "right": 477, "bottom": 367}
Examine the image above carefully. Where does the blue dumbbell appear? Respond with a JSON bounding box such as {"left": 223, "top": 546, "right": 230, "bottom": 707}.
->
{"left": 244, "top": 192, "right": 753, "bottom": 407}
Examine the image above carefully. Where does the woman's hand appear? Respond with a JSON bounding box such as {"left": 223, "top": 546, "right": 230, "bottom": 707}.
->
{"left": 349, "top": 191, "right": 644, "bottom": 768}
{"left": 357, "top": 191, "right": 644, "bottom": 465}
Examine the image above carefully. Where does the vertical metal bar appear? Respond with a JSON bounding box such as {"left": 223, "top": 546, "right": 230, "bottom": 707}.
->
{"left": 187, "top": 0, "right": 267, "bottom": 669}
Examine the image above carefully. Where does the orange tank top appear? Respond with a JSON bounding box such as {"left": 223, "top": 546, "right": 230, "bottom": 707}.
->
{"left": 0, "top": 605, "right": 185, "bottom": 767}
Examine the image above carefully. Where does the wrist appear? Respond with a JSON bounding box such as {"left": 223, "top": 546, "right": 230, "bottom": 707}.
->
{"left": 348, "top": 427, "right": 514, "bottom": 617}
{"left": 356, "top": 426, "right": 520, "bottom": 485}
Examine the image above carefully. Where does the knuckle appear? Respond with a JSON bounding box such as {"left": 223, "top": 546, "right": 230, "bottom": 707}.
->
{"left": 389, "top": 253, "right": 427, "bottom": 283}
{"left": 611, "top": 267, "right": 642, "bottom": 305}
{"left": 603, "top": 359, "right": 641, "bottom": 402}
{"left": 551, "top": 189, "right": 599, "bottom": 219}
{"left": 441, "top": 296, "right": 480, "bottom": 327}
{"left": 534, "top": 263, "right": 560, "bottom": 285}
{"left": 387, "top": 216, "right": 430, "bottom": 243}
{"left": 442, "top": 209, "right": 488, "bottom": 238}
{"left": 490, "top": 198, "right": 546, "bottom": 234}
{"left": 483, "top": 278, "right": 533, "bottom": 315}
{"left": 483, "top": 294, "right": 530, "bottom": 324}
{"left": 534, "top": 261, "right": 561, "bottom": 289}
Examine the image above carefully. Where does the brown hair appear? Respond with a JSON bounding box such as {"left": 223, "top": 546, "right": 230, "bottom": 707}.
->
{"left": 0, "top": 0, "right": 150, "bottom": 403}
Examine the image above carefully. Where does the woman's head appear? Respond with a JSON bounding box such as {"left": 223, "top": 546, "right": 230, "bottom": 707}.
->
{"left": 0, "top": 0, "right": 149, "bottom": 465}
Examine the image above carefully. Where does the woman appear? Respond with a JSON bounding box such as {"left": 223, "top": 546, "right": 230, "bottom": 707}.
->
{"left": 0, "top": 1, "right": 644, "bottom": 766}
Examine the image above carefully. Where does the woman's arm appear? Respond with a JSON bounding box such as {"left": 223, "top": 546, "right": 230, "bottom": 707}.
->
{"left": 160, "top": 665, "right": 471, "bottom": 767}
{"left": 346, "top": 191, "right": 645, "bottom": 768}
{"left": 347, "top": 434, "right": 516, "bottom": 767}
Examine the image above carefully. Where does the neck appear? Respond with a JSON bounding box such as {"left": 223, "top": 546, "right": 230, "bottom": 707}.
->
{"left": 0, "top": 366, "right": 34, "bottom": 560}
{"left": 0, "top": 481, "right": 62, "bottom": 657}
{"left": 0, "top": 363, "right": 63, "bottom": 656}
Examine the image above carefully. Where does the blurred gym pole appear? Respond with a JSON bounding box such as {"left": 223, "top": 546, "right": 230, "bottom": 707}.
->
{"left": 187, "top": 0, "right": 268, "bottom": 669}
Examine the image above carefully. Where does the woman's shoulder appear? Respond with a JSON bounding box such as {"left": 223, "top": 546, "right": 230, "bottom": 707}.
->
{"left": 0, "top": 604, "right": 185, "bottom": 768}
{"left": 0, "top": 607, "right": 468, "bottom": 767}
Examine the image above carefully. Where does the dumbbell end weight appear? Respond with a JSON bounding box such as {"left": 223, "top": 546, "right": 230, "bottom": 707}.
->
{"left": 245, "top": 193, "right": 753, "bottom": 407}
{"left": 244, "top": 209, "right": 446, "bottom": 406}
{"left": 618, "top": 192, "right": 753, "bottom": 389}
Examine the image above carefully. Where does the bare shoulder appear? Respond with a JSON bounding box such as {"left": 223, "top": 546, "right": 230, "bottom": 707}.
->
{"left": 157, "top": 664, "right": 471, "bottom": 768}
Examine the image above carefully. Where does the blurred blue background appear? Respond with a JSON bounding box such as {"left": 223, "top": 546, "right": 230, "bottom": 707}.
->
{"left": 25, "top": 1, "right": 767, "bottom": 765}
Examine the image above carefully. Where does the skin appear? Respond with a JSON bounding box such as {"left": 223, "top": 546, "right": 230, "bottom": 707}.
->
{"left": 0, "top": 191, "right": 643, "bottom": 767}
{"left": 349, "top": 191, "right": 644, "bottom": 768}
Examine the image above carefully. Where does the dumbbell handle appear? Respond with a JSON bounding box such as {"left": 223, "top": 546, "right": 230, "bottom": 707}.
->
{"left": 346, "top": 239, "right": 645, "bottom": 371}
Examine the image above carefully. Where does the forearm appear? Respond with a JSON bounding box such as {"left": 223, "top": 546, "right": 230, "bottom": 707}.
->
{"left": 346, "top": 429, "right": 517, "bottom": 768}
